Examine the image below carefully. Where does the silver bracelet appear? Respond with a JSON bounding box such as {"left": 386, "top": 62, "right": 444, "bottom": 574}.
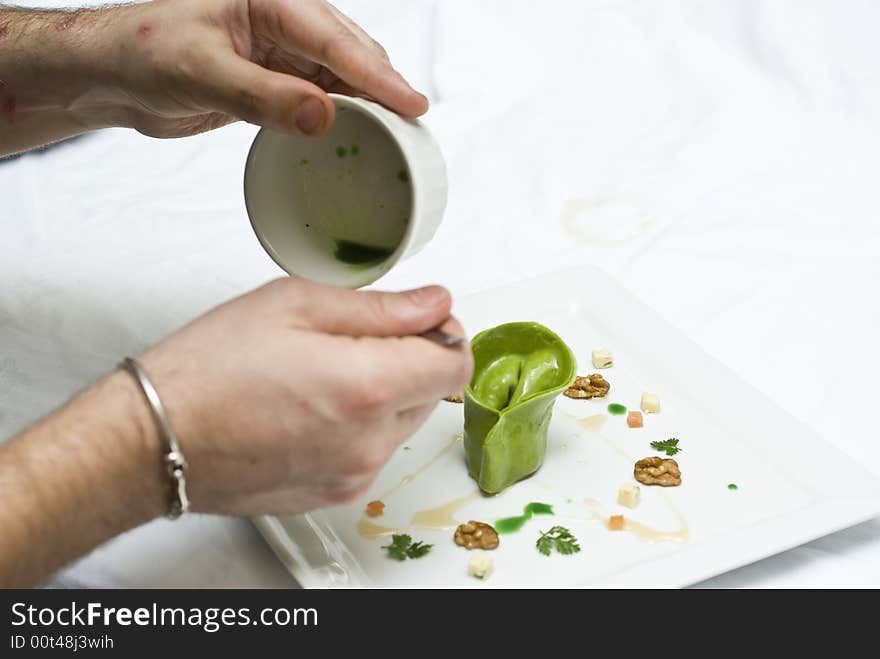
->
{"left": 119, "top": 357, "right": 190, "bottom": 519}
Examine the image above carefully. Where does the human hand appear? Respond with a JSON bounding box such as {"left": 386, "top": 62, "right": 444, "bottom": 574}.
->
{"left": 111, "top": 0, "right": 428, "bottom": 138}
{"left": 138, "top": 278, "right": 472, "bottom": 516}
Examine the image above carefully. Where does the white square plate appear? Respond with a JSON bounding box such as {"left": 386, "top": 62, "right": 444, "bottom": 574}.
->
{"left": 254, "top": 267, "right": 880, "bottom": 587}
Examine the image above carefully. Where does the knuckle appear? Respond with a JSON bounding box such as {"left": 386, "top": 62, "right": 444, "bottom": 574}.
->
{"left": 340, "top": 377, "right": 393, "bottom": 417}
{"left": 364, "top": 292, "right": 396, "bottom": 327}
{"left": 371, "top": 38, "right": 391, "bottom": 63}
{"left": 232, "top": 86, "right": 266, "bottom": 122}
{"left": 319, "top": 28, "right": 355, "bottom": 66}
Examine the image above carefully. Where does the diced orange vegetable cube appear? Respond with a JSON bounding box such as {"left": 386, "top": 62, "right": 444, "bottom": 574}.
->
{"left": 627, "top": 411, "right": 643, "bottom": 428}
{"left": 365, "top": 500, "right": 385, "bottom": 517}
{"left": 608, "top": 514, "right": 625, "bottom": 531}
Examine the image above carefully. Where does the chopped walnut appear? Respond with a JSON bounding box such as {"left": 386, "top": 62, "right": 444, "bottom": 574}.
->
{"left": 564, "top": 373, "right": 611, "bottom": 399}
{"left": 444, "top": 392, "right": 464, "bottom": 403}
{"left": 365, "top": 500, "right": 385, "bottom": 517}
{"left": 454, "top": 520, "right": 500, "bottom": 550}
{"left": 634, "top": 457, "right": 682, "bottom": 486}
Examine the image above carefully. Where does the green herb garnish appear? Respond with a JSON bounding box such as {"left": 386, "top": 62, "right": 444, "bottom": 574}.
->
{"left": 351, "top": 144, "right": 360, "bottom": 156}
{"left": 336, "top": 146, "right": 347, "bottom": 158}
{"left": 650, "top": 438, "right": 682, "bottom": 456}
{"left": 382, "top": 534, "right": 432, "bottom": 561}
{"left": 536, "top": 526, "right": 581, "bottom": 556}
{"left": 397, "top": 168, "right": 409, "bottom": 183}
{"left": 727, "top": 483, "right": 738, "bottom": 490}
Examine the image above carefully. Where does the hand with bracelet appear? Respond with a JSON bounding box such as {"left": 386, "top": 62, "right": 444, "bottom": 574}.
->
{"left": 0, "top": 1, "right": 472, "bottom": 587}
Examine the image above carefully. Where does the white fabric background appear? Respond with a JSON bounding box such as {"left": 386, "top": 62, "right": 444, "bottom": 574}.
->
{"left": 1, "top": 0, "right": 879, "bottom": 587}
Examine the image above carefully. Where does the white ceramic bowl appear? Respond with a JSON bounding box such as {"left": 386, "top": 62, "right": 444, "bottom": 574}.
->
{"left": 244, "top": 93, "right": 448, "bottom": 289}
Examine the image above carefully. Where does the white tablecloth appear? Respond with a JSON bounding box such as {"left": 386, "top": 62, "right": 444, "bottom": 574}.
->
{"left": 2, "top": 0, "right": 879, "bottom": 587}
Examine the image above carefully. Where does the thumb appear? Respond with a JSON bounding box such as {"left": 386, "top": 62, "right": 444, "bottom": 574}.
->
{"left": 294, "top": 281, "right": 453, "bottom": 338}
{"left": 199, "top": 55, "right": 335, "bottom": 136}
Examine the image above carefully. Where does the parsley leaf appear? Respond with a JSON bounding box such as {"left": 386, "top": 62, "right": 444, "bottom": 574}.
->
{"left": 382, "top": 534, "right": 433, "bottom": 561}
{"left": 406, "top": 541, "right": 432, "bottom": 559}
{"left": 650, "top": 438, "right": 682, "bottom": 456}
{"left": 536, "top": 526, "right": 581, "bottom": 556}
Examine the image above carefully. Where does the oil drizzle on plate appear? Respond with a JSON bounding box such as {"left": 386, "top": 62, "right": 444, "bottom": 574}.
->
{"left": 411, "top": 491, "right": 480, "bottom": 530}
{"left": 570, "top": 416, "right": 690, "bottom": 543}
{"left": 356, "top": 434, "right": 465, "bottom": 539}
{"left": 378, "top": 433, "right": 463, "bottom": 501}
{"left": 578, "top": 414, "right": 606, "bottom": 432}
{"left": 356, "top": 517, "right": 399, "bottom": 540}
{"left": 582, "top": 498, "right": 690, "bottom": 543}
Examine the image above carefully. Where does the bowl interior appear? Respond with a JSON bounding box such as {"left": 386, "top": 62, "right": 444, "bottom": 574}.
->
{"left": 245, "top": 101, "right": 413, "bottom": 287}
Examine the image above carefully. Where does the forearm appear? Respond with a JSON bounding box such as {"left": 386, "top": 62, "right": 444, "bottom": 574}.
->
{"left": 0, "top": 5, "right": 131, "bottom": 156}
{"left": 0, "top": 370, "right": 166, "bottom": 587}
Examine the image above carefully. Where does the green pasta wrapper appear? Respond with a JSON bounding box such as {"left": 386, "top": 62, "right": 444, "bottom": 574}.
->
{"left": 463, "top": 322, "right": 577, "bottom": 494}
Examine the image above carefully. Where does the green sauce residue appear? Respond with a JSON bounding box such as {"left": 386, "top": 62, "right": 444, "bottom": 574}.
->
{"left": 727, "top": 483, "right": 738, "bottom": 490}
{"left": 607, "top": 403, "right": 627, "bottom": 415}
{"left": 333, "top": 240, "right": 395, "bottom": 265}
{"left": 299, "top": 158, "right": 309, "bottom": 165}
{"left": 495, "top": 502, "right": 554, "bottom": 534}
{"left": 524, "top": 502, "right": 554, "bottom": 516}
{"left": 397, "top": 169, "right": 410, "bottom": 183}
{"left": 336, "top": 146, "right": 348, "bottom": 158}
{"left": 351, "top": 144, "right": 360, "bottom": 156}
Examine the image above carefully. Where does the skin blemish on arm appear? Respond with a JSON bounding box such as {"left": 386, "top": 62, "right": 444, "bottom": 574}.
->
{"left": 136, "top": 23, "right": 154, "bottom": 39}
{"left": 2, "top": 96, "right": 16, "bottom": 124}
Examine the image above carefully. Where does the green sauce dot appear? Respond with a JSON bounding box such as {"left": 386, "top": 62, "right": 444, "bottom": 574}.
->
{"left": 351, "top": 145, "right": 360, "bottom": 155}
{"left": 607, "top": 403, "right": 627, "bottom": 415}
{"left": 336, "top": 146, "right": 347, "bottom": 158}
{"left": 727, "top": 483, "right": 738, "bottom": 490}
{"left": 397, "top": 169, "right": 409, "bottom": 183}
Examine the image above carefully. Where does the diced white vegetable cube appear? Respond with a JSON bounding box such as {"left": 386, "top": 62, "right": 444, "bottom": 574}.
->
{"left": 467, "top": 551, "right": 494, "bottom": 580}
{"left": 617, "top": 483, "right": 641, "bottom": 508}
{"left": 640, "top": 392, "right": 660, "bottom": 414}
{"left": 591, "top": 349, "right": 613, "bottom": 369}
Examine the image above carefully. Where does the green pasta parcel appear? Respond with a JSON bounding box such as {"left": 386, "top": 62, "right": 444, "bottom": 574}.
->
{"left": 463, "top": 322, "right": 577, "bottom": 494}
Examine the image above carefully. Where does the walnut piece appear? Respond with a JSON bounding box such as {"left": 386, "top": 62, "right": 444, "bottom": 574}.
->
{"left": 454, "top": 520, "right": 500, "bottom": 550}
{"left": 634, "top": 457, "right": 681, "bottom": 486}
{"left": 564, "top": 373, "right": 611, "bottom": 399}
{"left": 444, "top": 392, "right": 464, "bottom": 403}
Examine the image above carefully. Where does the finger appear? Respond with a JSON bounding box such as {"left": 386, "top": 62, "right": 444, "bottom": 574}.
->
{"left": 291, "top": 280, "right": 453, "bottom": 338}
{"left": 326, "top": 4, "right": 392, "bottom": 64}
{"left": 270, "top": 1, "right": 428, "bottom": 117}
{"left": 364, "top": 332, "right": 473, "bottom": 409}
{"left": 198, "top": 54, "right": 336, "bottom": 136}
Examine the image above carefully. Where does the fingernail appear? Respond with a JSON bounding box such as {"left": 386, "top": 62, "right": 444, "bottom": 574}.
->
{"left": 295, "top": 97, "right": 326, "bottom": 135}
{"left": 408, "top": 286, "right": 449, "bottom": 308}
